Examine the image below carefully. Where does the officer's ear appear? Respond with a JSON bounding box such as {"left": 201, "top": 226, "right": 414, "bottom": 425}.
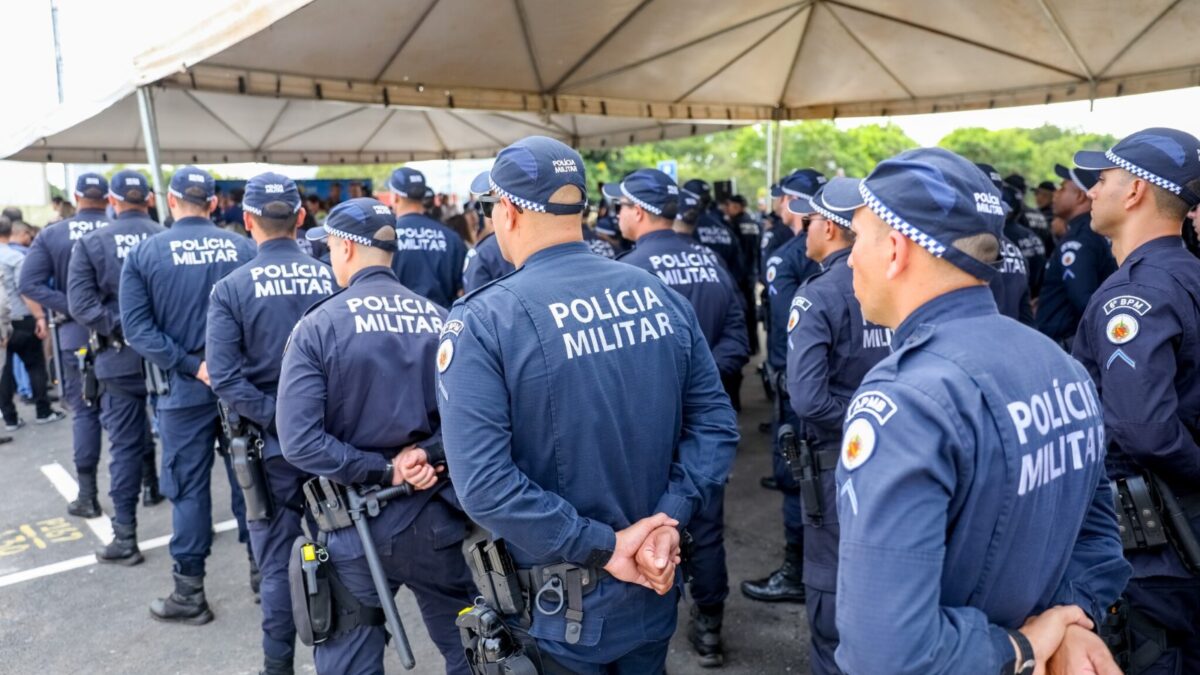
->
{"left": 885, "top": 228, "right": 909, "bottom": 281}
{"left": 243, "top": 211, "right": 255, "bottom": 234}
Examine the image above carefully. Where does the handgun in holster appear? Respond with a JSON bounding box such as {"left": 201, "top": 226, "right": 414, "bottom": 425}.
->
{"left": 75, "top": 342, "right": 101, "bottom": 408}
{"left": 1113, "top": 474, "right": 1200, "bottom": 573}
{"left": 457, "top": 602, "right": 541, "bottom": 675}
{"left": 142, "top": 359, "right": 170, "bottom": 396}
{"left": 219, "top": 401, "right": 273, "bottom": 522}
{"left": 780, "top": 423, "right": 826, "bottom": 526}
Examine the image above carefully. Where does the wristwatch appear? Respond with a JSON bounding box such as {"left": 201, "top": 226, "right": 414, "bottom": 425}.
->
{"left": 1007, "top": 629, "right": 1036, "bottom": 675}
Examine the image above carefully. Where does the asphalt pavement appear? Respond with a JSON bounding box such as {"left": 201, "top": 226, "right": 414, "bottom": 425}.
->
{"left": 0, "top": 358, "right": 810, "bottom": 674}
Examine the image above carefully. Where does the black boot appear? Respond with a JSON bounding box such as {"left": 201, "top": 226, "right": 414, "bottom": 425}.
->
{"left": 740, "top": 544, "right": 805, "bottom": 603}
{"left": 260, "top": 656, "right": 293, "bottom": 675}
{"left": 149, "top": 572, "right": 214, "bottom": 625}
{"left": 142, "top": 479, "right": 164, "bottom": 507}
{"left": 688, "top": 603, "right": 725, "bottom": 668}
{"left": 68, "top": 469, "right": 102, "bottom": 518}
{"left": 96, "top": 521, "right": 144, "bottom": 566}
{"left": 249, "top": 548, "right": 262, "bottom": 604}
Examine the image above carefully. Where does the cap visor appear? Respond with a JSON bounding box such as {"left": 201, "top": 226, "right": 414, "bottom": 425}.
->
{"left": 786, "top": 197, "right": 814, "bottom": 216}
{"left": 1054, "top": 164, "right": 1071, "bottom": 182}
{"left": 601, "top": 183, "right": 623, "bottom": 201}
{"left": 769, "top": 185, "right": 783, "bottom": 198}
{"left": 820, "top": 177, "right": 865, "bottom": 212}
{"left": 1073, "top": 150, "right": 1117, "bottom": 171}
{"left": 469, "top": 171, "right": 491, "bottom": 196}
{"left": 305, "top": 226, "right": 330, "bottom": 242}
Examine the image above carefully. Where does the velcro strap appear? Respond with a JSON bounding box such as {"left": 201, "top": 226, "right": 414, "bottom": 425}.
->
{"left": 816, "top": 450, "right": 838, "bottom": 471}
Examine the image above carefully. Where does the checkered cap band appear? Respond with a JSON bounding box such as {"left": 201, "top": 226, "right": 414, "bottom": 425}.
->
{"left": 859, "top": 182, "right": 947, "bottom": 257}
{"left": 620, "top": 182, "right": 663, "bottom": 216}
{"left": 489, "top": 177, "right": 547, "bottom": 213}
{"left": 810, "top": 197, "right": 851, "bottom": 228}
{"left": 1106, "top": 150, "right": 1182, "bottom": 195}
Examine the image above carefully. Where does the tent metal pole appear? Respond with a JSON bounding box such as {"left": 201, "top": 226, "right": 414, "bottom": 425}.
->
{"left": 765, "top": 122, "right": 775, "bottom": 197}
{"left": 137, "top": 86, "right": 167, "bottom": 222}
{"left": 772, "top": 120, "right": 783, "bottom": 186}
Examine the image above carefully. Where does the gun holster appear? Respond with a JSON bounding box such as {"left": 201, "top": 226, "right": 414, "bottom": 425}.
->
{"left": 75, "top": 344, "right": 101, "bottom": 408}
{"left": 303, "top": 477, "right": 355, "bottom": 533}
{"left": 1114, "top": 474, "right": 1200, "bottom": 574}
{"left": 781, "top": 425, "right": 837, "bottom": 527}
{"left": 457, "top": 602, "right": 543, "bottom": 675}
{"left": 142, "top": 360, "right": 170, "bottom": 396}
{"left": 219, "top": 404, "right": 273, "bottom": 522}
{"left": 288, "top": 537, "right": 384, "bottom": 646}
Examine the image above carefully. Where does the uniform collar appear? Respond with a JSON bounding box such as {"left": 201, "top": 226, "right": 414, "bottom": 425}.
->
{"left": 1067, "top": 212, "right": 1092, "bottom": 236}
{"left": 76, "top": 208, "right": 107, "bottom": 217}
{"left": 522, "top": 241, "right": 591, "bottom": 268}
{"left": 172, "top": 216, "right": 212, "bottom": 227}
{"left": 893, "top": 285, "right": 998, "bottom": 348}
{"left": 635, "top": 229, "right": 677, "bottom": 246}
{"left": 116, "top": 210, "right": 150, "bottom": 220}
{"left": 1124, "top": 235, "right": 1185, "bottom": 266}
{"left": 348, "top": 265, "right": 398, "bottom": 287}
{"left": 257, "top": 237, "right": 300, "bottom": 254}
{"left": 819, "top": 247, "right": 850, "bottom": 271}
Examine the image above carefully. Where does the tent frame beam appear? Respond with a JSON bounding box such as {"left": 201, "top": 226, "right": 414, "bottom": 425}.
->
{"left": 136, "top": 86, "right": 167, "bottom": 222}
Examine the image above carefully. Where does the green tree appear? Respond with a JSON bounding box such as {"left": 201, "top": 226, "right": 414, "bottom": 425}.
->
{"left": 938, "top": 124, "right": 1116, "bottom": 187}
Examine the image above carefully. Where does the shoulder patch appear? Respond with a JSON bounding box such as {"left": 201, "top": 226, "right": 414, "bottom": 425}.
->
{"left": 787, "top": 308, "right": 801, "bottom": 332}
{"left": 846, "top": 390, "right": 898, "bottom": 426}
{"left": 442, "top": 319, "right": 464, "bottom": 337}
{"left": 1106, "top": 313, "right": 1139, "bottom": 344}
{"left": 436, "top": 338, "right": 455, "bottom": 373}
{"left": 791, "top": 295, "right": 812, "bottom": 311}
{"left": 1102, "top": 295, "right": 1152, "bottom": 316}
{"left": 1061, "top": 250, "right": 1076, "bottom": 267}
{"left": 766, "top": 265, "right": 777, "bottom": 283}
{"left": 841, "top": 418, "right": 876, "bottom": 471}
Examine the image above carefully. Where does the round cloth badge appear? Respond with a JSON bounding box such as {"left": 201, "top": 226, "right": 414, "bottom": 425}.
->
{"left": 787, "top": 309, "right": 800, "bottom": 332}
{"left": 1061, "top": 251, "right": 1076, "bottom": 267}
{"left": 1106, "top": 314, "right": 1139, "bottom": 345}
{"left": 841, "top": 418, "right": 876, "bottom": 471}
{"left": 766, "top": 266, "right": 777, "bottom": 283}
{"left": 436, "top": 338, "right": 455, "bottom": 373}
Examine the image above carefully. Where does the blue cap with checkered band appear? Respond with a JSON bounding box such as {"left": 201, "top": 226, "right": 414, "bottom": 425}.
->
{"left": 1074, "top": 127, "right": 1200, "bottom": 206}
{"left": 306, "top": 197, "right": 398, "bottom": 252}
{"left": 820, "top": 147, "right": 1006, "bottom": 281}
{"left": 478, "top": 136, "right": 588, "bottom": 215}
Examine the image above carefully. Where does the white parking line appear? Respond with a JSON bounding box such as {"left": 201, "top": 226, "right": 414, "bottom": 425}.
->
{"left": 40, "top": 462, "right": 113, "bottom": 543}
{"left": 0, "top": 518, "right": 238, "bottom": 589}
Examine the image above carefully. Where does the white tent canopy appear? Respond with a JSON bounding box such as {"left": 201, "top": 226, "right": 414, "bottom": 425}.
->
{"left": 10, "top": 88, "right": 737, "bottom": 164}
{"left": 6, "top": 0, "right": 1200, "bottom": 164}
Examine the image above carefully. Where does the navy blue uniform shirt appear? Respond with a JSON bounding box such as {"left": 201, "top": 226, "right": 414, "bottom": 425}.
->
{"left": 391, "top": 212, "right": 467, "bottom": 307}
{"left": 785, "top": 248, "right": 892, "bottom": 445}
{"left": 436, "top": 241, "right": 738, "bottom": 658}
{"left": 835, "top": 286, "right": 1129, "bottom": 675}
{"left": 67, "top": 210, "right": 163, "bottom": 379}
{"left": 989, "top": 235, "right": 1034, "bottom": 325}
{"left": 1005, "top": 219, "right": 1046, "bottom": 298}
{"left": 19, "top": 207, "right": 110, "bottom": 350}
{"left": 582, "top": 225, "right": 617, "bottom": 259}
{"left": 207, "top": 237, "right": 335, "bottom": 434}
{"left": 1073, "top": 235, "right": 1200, "bottom": 578}
{"left": 618, "top": 229, "right": 749, "bottom": 376}
{"left": 120, "top": 216, "right": 257, "bottom": 409}
{"left": 1037, "top": 213, "right": 1116, "bottom": 344}
{"left": 694, "top": 205, "right": 744, "bottom": 284}
{"left": 277, "top": 265, "right": 448, "bottom": 558}
{"left": 462, "top": 233, "right": 515, "bottom": 293}
{"left": 765, "top": 232, "right": 822, "bottom": 371}
{"left": 759, "top": 213, "right": 794, "bottom": 286}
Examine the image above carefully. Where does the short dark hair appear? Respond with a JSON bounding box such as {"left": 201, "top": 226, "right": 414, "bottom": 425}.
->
{"left": 1152, "top": 178, "right": 1200, "bottom": 224}
{"left": 0, "top": 216, "right": 11, "bottom": 237}
{"left": 2, "top": 207, "right": 22, "bottom": 222}
{"left": 231, "top": 188, "right": 244, "bottom": 203}
{"left": 248, "top": 201, "right": 299, "bottom": 236}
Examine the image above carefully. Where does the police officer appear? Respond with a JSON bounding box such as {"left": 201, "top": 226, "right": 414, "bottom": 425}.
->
{"left": 1072, "top": 128, "right": 1200, "bottom": 673}
{"left": 1036, "top": 163, "right": 1116, "bottom": 349}
{"left": 66, "top": 170, "right": 164, "bottom": 565}
{"left": 742, "top": 168, "right": 824, "bottom": 604}
{"left": 594, "top": 187, "right": 630, "bottom": 255}
{"left": 463, "top": 171, "right": 517, "bottom": 292}
{"left": 387, "top": 167, "right": 467, "bottom": 307}
{"left": 277, "top": 197, "right": 476, "bottom": 674}
{"left": 683, "top": 179, "right": 744, "bottom": 285}
{"left": 582, "top": 221, "right": 617, "bottom": 259}
{"left": 609, "top": 168, "right": 749, "bottom": 667}
{"left": 976, "top": 164, "right": 1034, "bottom": 325}
{"left": 120, "top": 166, "right": 257, "bottom": 624}
{"left": 725, "top": 194, "right": 761, "bottom": 356}
{"left": 207, "top": 173, "right": 334, "bottom": 675}
{"left": 438, "top": 136, "right": 738, "bottom": 674}
{"left": 822, "top": 147, "right": 1129, "bottom": 674}
{"left": 19, "top": 173, "right": 109, "bottom": 517}
{"left": 782, "top": 183, "right": 893, "bottom": 674}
